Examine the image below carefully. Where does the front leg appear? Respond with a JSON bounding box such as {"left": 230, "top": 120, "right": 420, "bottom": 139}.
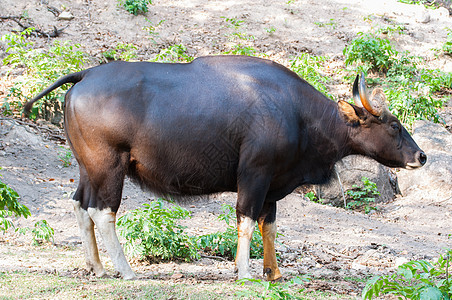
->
{"left": 234, "top": 165, "right": 271, "bottom": 280}
{"left": 258, "top": 201, "right": 282, "bottom": 281}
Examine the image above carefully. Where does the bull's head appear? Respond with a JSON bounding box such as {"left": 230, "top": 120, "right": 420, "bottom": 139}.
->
{"left": 338, "top": 73, "right": 426, "bottom": 169}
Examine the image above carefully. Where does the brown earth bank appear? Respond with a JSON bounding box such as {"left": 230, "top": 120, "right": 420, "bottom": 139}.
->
{"left": 0, "top": 0, "right": 451, "bottom": 298}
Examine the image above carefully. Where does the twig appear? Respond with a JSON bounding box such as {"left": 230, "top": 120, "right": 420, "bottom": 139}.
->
{"left": 0, "top": 15, "right": 68, "bottom": 38}
{"left": 335, "top": 169, "right": 347, "bottom": 208}
{"left": 323, "top": 247, "right": 357, "bottom": 260}
{"left": 200, "top": 254, "right": 228, "bottom": 261}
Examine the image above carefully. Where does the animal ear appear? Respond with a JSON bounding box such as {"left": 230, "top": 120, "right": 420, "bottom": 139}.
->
{"left": 338, "top": 100, "right": 362, "bottom": 124}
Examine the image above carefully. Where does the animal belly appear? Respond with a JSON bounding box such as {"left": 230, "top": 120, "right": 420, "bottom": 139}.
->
{"left": 127, "top": 150, "right": 238, "bottom": 196}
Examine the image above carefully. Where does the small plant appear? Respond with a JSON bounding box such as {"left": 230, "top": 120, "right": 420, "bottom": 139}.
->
{"left": 143, "top": 18, "right": 165, "bottom": 44}
{"left": 345, "top": 177, "right": 380, "bottom": 214}
{"left": 58, "top": 147, "right": 72, "bottom": 167}
{"left": 343, "top": 31, "right": 396, "bottom": 72}
{"left": 265, "top": 26, "right": 276, "bottom": 35}
{"left": 289, "top": 53, "right": 332, "bottom": 98}
{"left": 197, "top": 204, "right": 264, "bottom": 260}
{"left": 0, "top": 172, "right": 30, "bottom": 232}
{"left": 118, "top": 0, "right": 152, "bottom": 15}
{"left": 443, "top": 27, "right": 452, "bottom": 55}
{"left": 117, "top": 199, "right": 200, "bottom": 262}
{"left": 314, "top": 19, "right": 337, "bottom": 29}
{"left": 17, "top": 220, "right": 55, "bottom": 245}
{"left": 154, "top": 44, "right": 193, "bottom": 63}
{"left": 221, "top": 16, "right": 253, "bottom": 41}
{"left": 305, "top": 191, "right": 324, "bottom": 204}
{"left": 363, "top": 249, "right": 451, "bottom": 299}
{"left": 228, "top": 44, "right": 258, "bottom": 56}
{"left": 236, "top": 275, "right": 311, "bottom": 299}
{"left": 101, "top": 43, "right": 138, "bottom": 62}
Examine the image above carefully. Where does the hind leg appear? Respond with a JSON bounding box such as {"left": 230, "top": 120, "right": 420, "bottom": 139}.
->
{"left": 72, "top": 198, "right": 106, "bottom": 277}
{"left": 73, "top": 152, "right": 135, "bottom": 279}
{"left": 88, "top": 207, "right": 135, "bottom": 279}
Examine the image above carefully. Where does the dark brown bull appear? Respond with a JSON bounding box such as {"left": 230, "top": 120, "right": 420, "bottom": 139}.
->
{"left": 25, "top": 55, "right": 426, "bottom": 280}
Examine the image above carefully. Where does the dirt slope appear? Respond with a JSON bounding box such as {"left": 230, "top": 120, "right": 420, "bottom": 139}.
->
{"left": 0, "top": 0, "right": 451, "bottom": 297}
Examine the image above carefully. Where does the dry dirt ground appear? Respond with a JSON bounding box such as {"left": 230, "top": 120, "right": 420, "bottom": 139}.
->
{"left": 0, "top": 0, "right": 451, "bottom": 298}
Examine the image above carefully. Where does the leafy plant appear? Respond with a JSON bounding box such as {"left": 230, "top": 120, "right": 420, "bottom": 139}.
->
{"left": 0, "top": 172, "right": 30, "bottom": 232}
{"left": 101, "top": 43, "right": 138, "bottom": 62}
{"left": 143, "top": 18, "right": 165, "bottom": 44}
{"left": 345, "top": 177, "right": 380, "bottom": 214}
{"left": 2, "top": 28, "right": 87, "bottom": 121}
{"left": 154, "top": 44, "right": 193, "bottom": 63}
{"left": 197, "top": 204, "right": 264, "bottom": 260}
{"left": 265, "top": 26, "right": 276, "bottom": 35}
{"left": 343, "top": 31, "right": 396, "bottom": 72}
{"left": 443, "top": 27, "right": 452, "bottom": 55}
{"left": 119, "top": 0, "right": 152, "bottom": 15}
{"left": 344, "top": 29, "right": 450, "bottom": 126}
{"left": 314, "top": 19, "right": 337, "bottom": 29}
{"left": 117, "top": 199, "right": 200, "bottom": 262}
{"left": 17, "top": 220, "right": 55, "bottom": 245}
{"left": 363, "top": 249, "right": 451, "bottom": 299}
{"left": 289, "top": 53, "right": 332, "bottom": 98}
{"left": 221, "top": 17, "right": 255, "bottom": 41}
{"left": 228, "top": 44, "right": 258, "bottom": 56}
{"left": 58, "top": 147, "right": 72, "bottom": 167}
{"left": 221, "top": 16, "right": 257, "bottom": 56}
{"left": 236, "top": 275, "right": 311, "bottom": 299}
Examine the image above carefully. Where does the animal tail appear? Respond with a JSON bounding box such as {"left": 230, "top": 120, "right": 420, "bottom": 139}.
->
{"left": 22, "top": 70, "right": 88, "bottom": 117}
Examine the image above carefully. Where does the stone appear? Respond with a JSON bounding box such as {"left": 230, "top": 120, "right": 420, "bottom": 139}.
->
{"left": 314, "top": 155, "right": 399, "bottom": 207}
{"left": 397, "top": 120, "right": 452, "bottom": 195}
{"left": 416, "top": 11, "right": 431, "bottom": 23}
{"left": 58, "top": 11, "right": 74, "bottom": 20}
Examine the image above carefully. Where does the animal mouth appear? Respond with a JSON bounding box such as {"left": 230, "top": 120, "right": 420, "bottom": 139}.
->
{"left": 405, "top": 151, "right": 427, "bottom": 169}
{"left": 405, "top": 163, "right": 422, "bottom": 170}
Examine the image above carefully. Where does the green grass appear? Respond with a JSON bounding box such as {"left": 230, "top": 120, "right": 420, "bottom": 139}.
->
{"left": 0, "top": 271, "right": 355, "bottom": 299}
{"left": 0, "top": 271, "right": 237, "bottom": 299}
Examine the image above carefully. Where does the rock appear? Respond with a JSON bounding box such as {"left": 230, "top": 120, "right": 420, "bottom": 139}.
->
{"left": 397, "top": 120, "right": 452, "bottom": 196}
{"left": 314, "top": 156, "right": 399, "bottom": 207}
{"left": 3, "top": 124, "right": 43, "bottom": 147}
{"left": 416, "top": 11, "right": 431, "bottom": 23}
{"left": 58, "top": 11, "right": 74, "bottom": 20}
{"left": 394, "top": 257, "right": 409, "bottom": 268}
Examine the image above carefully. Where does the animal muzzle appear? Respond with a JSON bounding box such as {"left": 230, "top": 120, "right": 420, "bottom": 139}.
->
{"left": 406, "top": 150, "right": 427, "bottom": 169}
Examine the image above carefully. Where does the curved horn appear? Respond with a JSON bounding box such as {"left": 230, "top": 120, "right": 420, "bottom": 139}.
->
{"left": 352, "top": 74, "right": 363, "bottom": 107}
{"left": 358, "top": 72, "right": 384, "bottom": 117}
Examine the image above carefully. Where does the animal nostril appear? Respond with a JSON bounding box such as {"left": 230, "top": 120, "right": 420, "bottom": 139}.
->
{"left": 418, "top": 151, "right": 427, "bottom": 165}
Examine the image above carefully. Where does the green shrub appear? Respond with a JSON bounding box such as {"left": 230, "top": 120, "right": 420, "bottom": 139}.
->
{"left": 153, "top": 44, "right": 193, "bottom": 63}
{"left": 289, "top": 53, "right": 332, "bottom": 98}
{"left": 363, "top": 249, "right": 452, "bottom": 299}
{"left": 197, "top": 204, "right": 264, "bottom": 260}
{"left": 2, "top": 28, "right": 87, "bottom": 120}
{"left": 58, "top": 147, "right": 72, "bottom": 168}
{"left": 119, "top": 0, "right": 152, "bottom": 15}
{"left": 101, "top": 43, "right": 138, "bottom": 62}
{"left": 0, "top": 172, "right": 30, "bottom": 232}
{"left": 343, "top": 31, "right": 396, "bottom": 72}
{"left": 444, "top": 28, "right": 452, "bottom": 55}
{"left": 17, "top": 219, "right": 55, "bottom": 245}
{"left": 117, "top": 199, "right": 200, "bottom": 262}
{"left": 345, "top": 177, "right": 380, "bottom": 214}
{"left": 344, "top": 30, "right": 450, "bottom": 126}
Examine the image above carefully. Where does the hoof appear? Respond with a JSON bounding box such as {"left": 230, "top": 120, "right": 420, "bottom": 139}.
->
{"left": 263, "top": 267, "right": 282, "bottom": 282}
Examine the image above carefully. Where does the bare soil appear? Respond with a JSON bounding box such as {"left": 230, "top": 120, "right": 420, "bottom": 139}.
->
{"left": 0, "top": 0, "right": 451, "bottom": 298}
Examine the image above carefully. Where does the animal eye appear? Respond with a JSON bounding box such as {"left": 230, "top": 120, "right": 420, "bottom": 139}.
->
{"left": 390, "top": 122, "right": 400, "bottom": 132}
